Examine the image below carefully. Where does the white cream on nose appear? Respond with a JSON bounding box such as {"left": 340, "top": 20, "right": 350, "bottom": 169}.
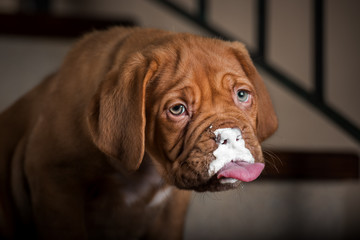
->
{"left": 208, "top": 128, "right": 255, "bottom": 176}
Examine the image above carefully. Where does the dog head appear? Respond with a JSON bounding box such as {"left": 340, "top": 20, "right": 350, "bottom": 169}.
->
{"left": 88, "top": 31, "right": 277, "bottom": 192}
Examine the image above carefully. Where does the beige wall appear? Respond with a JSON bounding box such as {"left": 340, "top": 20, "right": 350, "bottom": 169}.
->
{"left": 1, "top": 0, "right": 359, "bottom": 239}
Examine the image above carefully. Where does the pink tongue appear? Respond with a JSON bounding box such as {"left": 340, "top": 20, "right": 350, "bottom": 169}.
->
{"left": 217, "top": 161, "right": 265, "bottom": 182}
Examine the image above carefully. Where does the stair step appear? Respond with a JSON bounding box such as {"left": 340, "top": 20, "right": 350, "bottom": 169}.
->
{"left": 261, "top": 150, "right": 359, "bottom": 180}
{"left": 0, "top": 13, "right": 136, "bottom": 38}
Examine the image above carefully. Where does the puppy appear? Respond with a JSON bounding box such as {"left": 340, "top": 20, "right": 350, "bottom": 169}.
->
{"left": 0, "top": 27, "right": 277, "bottom": 239}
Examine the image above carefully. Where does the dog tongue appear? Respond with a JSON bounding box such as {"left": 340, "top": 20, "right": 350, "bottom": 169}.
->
{"left": 217, "top": 161, "right": 265, "bottom": 182}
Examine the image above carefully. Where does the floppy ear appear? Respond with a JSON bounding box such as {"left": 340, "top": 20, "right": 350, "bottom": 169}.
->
{"left": 251, "top": 68, "right": 278, "bottom": 142}
{"left": 87, "top": 53, "right": 158, "bottom": 172}
{"left": 231, "top": 42, "right": 278, "bottom": 142}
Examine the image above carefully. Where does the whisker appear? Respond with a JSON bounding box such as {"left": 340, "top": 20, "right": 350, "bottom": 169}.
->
{"left": 262, "top": 149, "right": 282, "bottom": 174}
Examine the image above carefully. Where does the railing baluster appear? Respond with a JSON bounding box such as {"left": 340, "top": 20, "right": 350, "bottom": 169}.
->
{"left": 198, "top": 0, "right": 207, "bottom": 22}
{"left": 257, "top": 0, "right": 267, "bottom": 59}
{"left": 314, "top": 0, "right": 324, "bottom": 101}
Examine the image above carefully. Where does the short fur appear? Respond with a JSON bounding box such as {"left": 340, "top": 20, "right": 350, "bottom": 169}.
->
{"left": 0, "top": 27, "right": 277, "bottom": 239}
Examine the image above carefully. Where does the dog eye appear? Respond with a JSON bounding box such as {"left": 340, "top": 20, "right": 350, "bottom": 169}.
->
{"left": 237, "top": 90, "right": 250, "bottom": 103}
{"left": 169, "top": 104, "right": 186, "bottom": 115}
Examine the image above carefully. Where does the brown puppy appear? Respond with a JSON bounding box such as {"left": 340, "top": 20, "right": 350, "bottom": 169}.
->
{"left": 0, "top": 27, "right": 277, "bottom": 239}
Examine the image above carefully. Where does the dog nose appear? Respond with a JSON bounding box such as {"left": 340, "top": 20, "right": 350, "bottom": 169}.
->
{"left": 215, "top": 128, "right": 242, "bottom": 145}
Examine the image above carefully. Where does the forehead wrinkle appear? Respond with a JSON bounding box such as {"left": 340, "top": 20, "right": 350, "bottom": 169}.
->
{"left": 147, "top": 60, "right": 189, "bottom": 101}
{"left": 171, "top": 46, "right": 183, "bottom": 77}
{"left": 194, "top": 61, "right": 244, "bottom": 113}
{"left": 210, "top": 52, "right": 250, "bottom": 96}
{"left": 196, "top": 63, "right": 228, "bottom": 109}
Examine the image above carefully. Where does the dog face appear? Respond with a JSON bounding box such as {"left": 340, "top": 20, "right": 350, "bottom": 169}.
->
{"left": 87, "top": 32, "right": 277, "bottom": 192}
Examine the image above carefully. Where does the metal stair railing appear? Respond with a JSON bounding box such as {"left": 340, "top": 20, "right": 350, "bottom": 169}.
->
{"left": 149, "top": 0, "right": 360, "bottom": 144}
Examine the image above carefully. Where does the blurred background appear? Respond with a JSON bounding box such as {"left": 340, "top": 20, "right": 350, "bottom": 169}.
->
{"left": 0, "top": 0, "right": 359, "bottom": 239}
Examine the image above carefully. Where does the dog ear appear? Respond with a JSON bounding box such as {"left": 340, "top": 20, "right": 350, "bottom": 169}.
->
{"left": 231, "top": 42, "right": 278, "bottom": 142}
{"left": 251, "top": 69, "right": 278, "bottom": 142}
{"left": 87, "top": 53, "right": 157, "bottom": 172}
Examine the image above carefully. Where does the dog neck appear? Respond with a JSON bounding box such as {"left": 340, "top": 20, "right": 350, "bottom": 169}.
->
{"left": 121, "top": 154, "right": 172, "bottom": 207}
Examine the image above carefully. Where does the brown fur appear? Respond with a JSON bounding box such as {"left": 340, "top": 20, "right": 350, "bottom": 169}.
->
{"left": 0, "top": 27, "right": 277, "bottom": 239}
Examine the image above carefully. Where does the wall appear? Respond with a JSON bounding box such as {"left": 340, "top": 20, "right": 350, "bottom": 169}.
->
{"left": 1, "top": 0, "right": 359, "bottom": 239}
